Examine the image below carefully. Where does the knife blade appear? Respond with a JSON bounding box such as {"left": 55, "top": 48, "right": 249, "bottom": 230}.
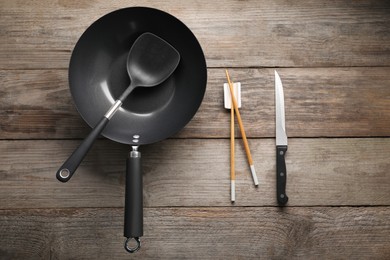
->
{"left": 275, "top": 70, "right": 288, "bottom": 205}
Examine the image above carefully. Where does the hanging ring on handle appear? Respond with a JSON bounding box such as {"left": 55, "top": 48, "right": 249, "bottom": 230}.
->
{"left": 124, "top": 237, "right": 141, "bottom": 253}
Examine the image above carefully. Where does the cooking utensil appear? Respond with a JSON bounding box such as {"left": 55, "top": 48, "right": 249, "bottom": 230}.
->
{"left": 225, "top": 70, "right": 259, "bottom": 186}
{"left": 230, "top": 102, "right": 235, "bottom": 202}
{"left": 57, "top": 7, "right": 207, "bottom": 253}
{"left": 275, "top": 70, "right": 288, "bottom": 205}
{"left": 224, "top": 81, "right": 241, "bottom": 202}
{"left": 56, "top": 32, "right": 180, "bottom": 182}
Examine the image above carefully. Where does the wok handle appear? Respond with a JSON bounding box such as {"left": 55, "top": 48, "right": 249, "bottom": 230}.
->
{"left": 124, "top": 147, "right": 143, "bottom": 253}
{"left": 56, "top": 117, "right": 109, "bottom": 182}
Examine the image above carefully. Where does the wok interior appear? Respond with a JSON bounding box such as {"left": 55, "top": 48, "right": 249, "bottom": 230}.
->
{"left": 69, "top": 7, "right": 207, "bottom": 145}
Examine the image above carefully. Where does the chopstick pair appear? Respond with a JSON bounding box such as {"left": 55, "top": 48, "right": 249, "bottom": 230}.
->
{"left": 225, "top": 70, "right": 259, "bottom": 202}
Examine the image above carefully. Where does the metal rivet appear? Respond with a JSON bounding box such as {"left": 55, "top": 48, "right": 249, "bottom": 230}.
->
{"left": 280, "top": 172, "right": 284, "bottom": 177}
{"left": 280, "top": 151, "right": 284, "bottom": 155}
{"left": 280, "top": 194, "right": 285, "bottom": 198}
{"left": 59, "top": 169, "right": 70, "bottom": 179}
{"left": 132, "top": 134, "right": 140, "bottom": 143}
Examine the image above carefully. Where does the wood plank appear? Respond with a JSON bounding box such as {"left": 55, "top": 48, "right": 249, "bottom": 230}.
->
{"left": 0, "top": 207, "right": 389, "bottom": 259}
{"left": 0, "top": 138, "right": 388, "bottom": 209}
{"left": 1, "top": 2, "right": 389, "bottom": 259}
{"left": 1, "top": 68, "right": 389, "bottom": 139}
{"left": 1, "top": 0, "right": 390, "bottom": 69}
{"left": 0, "top": 69, "right": 89, "bottom": 139}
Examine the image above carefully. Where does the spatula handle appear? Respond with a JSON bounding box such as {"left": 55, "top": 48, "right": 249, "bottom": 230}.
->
{"left": 56, "top": 116, "right": 109, "bottom": 182}
{"left": 56, "top": 100, "right": 123, "bottom": 182}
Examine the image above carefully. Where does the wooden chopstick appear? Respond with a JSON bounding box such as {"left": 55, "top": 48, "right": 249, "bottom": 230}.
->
{"left": 225, "top": 70, "right": 259, "bottom": 186}
{"left": 230, "top": 94, "right": 235, "bottom": 202}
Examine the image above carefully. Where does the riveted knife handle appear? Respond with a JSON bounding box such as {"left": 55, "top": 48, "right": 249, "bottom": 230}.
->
{"left": 276, "top": 145, "right": 288, "bottom": 205}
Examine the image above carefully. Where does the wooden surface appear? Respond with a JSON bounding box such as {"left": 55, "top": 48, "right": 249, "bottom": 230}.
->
{"left": 1, "top": 0, "right": 389, "bottom": 259}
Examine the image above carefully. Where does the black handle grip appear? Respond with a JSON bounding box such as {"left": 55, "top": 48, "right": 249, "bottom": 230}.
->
{"left": 56, "top": 117, "right": 109, "bottom": 182}
{"left": 276, "top": 145, "right": 289, "bottom": 205}
{"left": 124, "top": 151, "right": 143, "bottom": 239}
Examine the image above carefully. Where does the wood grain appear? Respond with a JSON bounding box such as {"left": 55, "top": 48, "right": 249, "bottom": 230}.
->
{"left": 1, "top": 0, "right": 390, "bottom": 69}
{"left": 1, "top": 1, "right": 389, "bottom": 258}
{"left": 0, "top": 207, "right": 389, "bottom": 259}
{"left": 0, "top": 138, "right": 388, "bottom": 209}
{"left": 1, "top": 68, "right": 389, "bottom": 139}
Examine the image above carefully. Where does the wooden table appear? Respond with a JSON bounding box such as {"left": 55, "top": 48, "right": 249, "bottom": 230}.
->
{"left": 1, "top": 1, "right": 389, "bottom": 259}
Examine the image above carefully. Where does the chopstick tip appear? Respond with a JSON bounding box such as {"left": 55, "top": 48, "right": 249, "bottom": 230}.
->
{"left": 250, "top": 165, "right": 259, "bottom": 186}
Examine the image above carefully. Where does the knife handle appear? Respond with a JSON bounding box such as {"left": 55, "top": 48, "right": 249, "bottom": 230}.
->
{"left": 276, "top": 145, "right": 289, "bottom": 205}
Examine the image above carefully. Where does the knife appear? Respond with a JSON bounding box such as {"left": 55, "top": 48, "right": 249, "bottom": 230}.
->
{"left": 275, "top": 71, "right": 289, "bottom": 205}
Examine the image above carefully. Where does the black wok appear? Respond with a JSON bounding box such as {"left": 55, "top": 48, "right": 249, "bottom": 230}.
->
{"left": 62, "top": 7, "right": 207, "bottom": 253}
